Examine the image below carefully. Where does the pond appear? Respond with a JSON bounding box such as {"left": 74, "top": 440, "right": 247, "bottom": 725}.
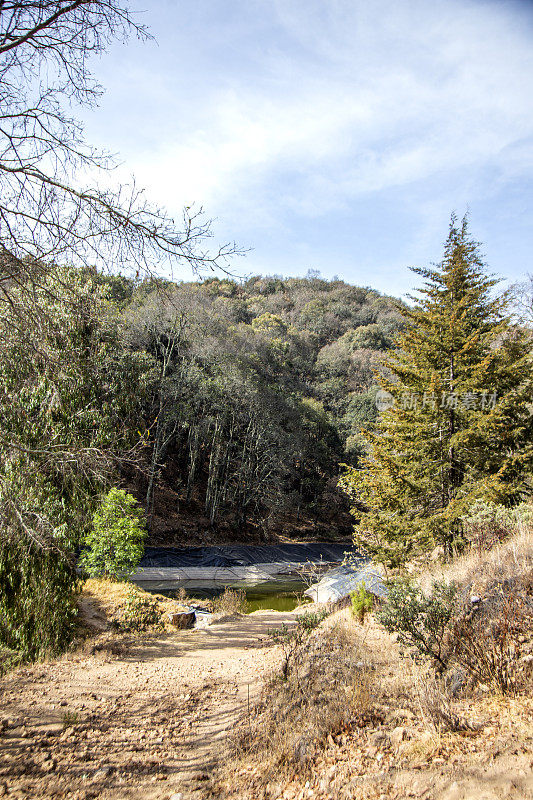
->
{"left": 140, "top": 577, "right": 313, "bottom": 614}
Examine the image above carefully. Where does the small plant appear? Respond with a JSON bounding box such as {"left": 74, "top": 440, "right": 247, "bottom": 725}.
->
{"left": 116, "top": 585, "right": 161, "bottom": 632}
{"left": 269, "top": 610, "right": 329, "bottom": 678}
{"left": 449, "top": 587, "right": 531, "bottom": 694}
{"left": 350, "top": 581, "right": 373, "bottom": 623}
{"left": 79, "top": 488, "right": 147, "bottom": 579}
{"left": 376, "top": 578, "right": 456, "bottom": 669}
{"left": 296, "top": 609, "right": 329, "bottom": 632}
{"left": 176, "top": 586, "right": 188, "bottom": 603}
{"left": 212, "top": 587, "right": 247, "bottom": 615}
{"left": 61, "top": 710, "right": 80, "bottom": 728}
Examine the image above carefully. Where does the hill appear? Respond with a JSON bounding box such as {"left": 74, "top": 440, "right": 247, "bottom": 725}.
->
{"left": 107, "top": 272, "right": 405, "bottom": 545}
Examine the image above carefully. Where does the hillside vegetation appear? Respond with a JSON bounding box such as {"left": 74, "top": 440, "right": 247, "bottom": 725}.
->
{"left": 109, "top": 271, "right": 405, "bottom": 541}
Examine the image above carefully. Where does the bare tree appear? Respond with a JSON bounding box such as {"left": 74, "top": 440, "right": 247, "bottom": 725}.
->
{"left": 511, "top": 274, "right": 533, "bottom": 327}
{"left": 0, "top": 1, "right": 241, "bottom": 291}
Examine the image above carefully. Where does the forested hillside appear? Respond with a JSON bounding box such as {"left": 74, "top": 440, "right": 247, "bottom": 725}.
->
{"left": 109, "top": 272, "right": 405, "bottom": 543}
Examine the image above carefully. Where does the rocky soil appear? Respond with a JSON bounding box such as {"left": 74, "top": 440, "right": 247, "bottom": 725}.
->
{"left": 0, "top": 611, "right": 297, "bottom": 800}
{"left": 2, "top": 594, "right": 532, "bottom": 800}
{"left": 216, "top": 611, "right": 533, "bottom": 800}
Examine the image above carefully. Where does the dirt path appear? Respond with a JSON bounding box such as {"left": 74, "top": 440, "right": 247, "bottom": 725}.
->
{"left": 0, "top": 611, "right": 297, "bottom": 800}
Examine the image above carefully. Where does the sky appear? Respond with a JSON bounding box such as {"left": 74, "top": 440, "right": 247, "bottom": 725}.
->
{"left": 82, "top": 0, "right": 533, "bottom": 299}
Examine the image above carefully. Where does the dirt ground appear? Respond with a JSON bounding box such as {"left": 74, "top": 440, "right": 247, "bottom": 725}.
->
{"left": 0, "top": 611, "right": 297, "bottom": 800}
{"left": 217, "top": 610, "right": 533, "bottom": 800}
{"left": 2, "top": 604, "right": 533, "bottom": 800}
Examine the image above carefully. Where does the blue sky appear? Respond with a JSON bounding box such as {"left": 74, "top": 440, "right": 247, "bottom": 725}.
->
{"left": 83, "top": 0, "right": 533, "bottom": 298}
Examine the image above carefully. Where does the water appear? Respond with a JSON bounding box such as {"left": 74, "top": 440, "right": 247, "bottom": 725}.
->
{"left": 142, "top": 577, "right": 312, "bottom": 614}
{"left": 244, "top": 590, "right": 311, "bottom": 614}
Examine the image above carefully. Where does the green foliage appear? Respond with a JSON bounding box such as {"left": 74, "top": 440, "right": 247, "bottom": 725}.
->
{"left": 125, "top": 274, "right": 398, "bottom": 530}
{"left": 0, "top": 532, "right": 78, "bottom": 661}
{"left": 350, "top": 581, "right": 374, "bottom": 623}
{"left": 80, "top": 489, "right": 147, "bottom": 579}
{"left": 114, "top": 585, "right": 161, "bottom": 632}
{"left": 269, "top": 609, "right": 329, "bottom": 678}
{"left": 0, "top": 264, "right": 150, "bottom": 660}
{"left": 0, "top": 644, "right": 24, "bottom": 676}
{"left": 269, "top": 610, "right": 328, "bottom": 645}
{"left": 461, "top": 500, "right": 533, "bottom": 550}
{"left": 341, "top": 216, "right": 533, "bottom": 565}
{"left": 295, "top": 609, "right": 330, "bottom": 632}
{"left": 376, "top": 579, "right": 456, "bottom": 668}
{"left": 62, "top": 711, "right": 81, "bottom": 728}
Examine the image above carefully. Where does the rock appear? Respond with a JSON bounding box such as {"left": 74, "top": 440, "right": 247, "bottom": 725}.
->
{"left": 430, "top": 546, "right": 445, "bottom": 561}
{"left": 295, "top": 736, "right": 315, "bottom": 764}
{"left": 389, "top": 726, "right": 407, "bottom": 749}
{"left": 369, "top": 731, "right": 388, "bottom": 747}
{"left": 168, "top": 611, "right": 196, "bottom": 629}
{"left": 441, "top": 781, "right": 461, "bottom": 800}
{"left": 169, "top": 794, "right": 183, "bottom": 800}
{"left": 93, "top": 767, "right": 112, "bottom": 779}
{"left": 194, "top": 611, "right": 213, "bottom": 629}
{"left": 189, "top": 771, "right": 209, "bottom": 782}
{"left": 446, "top": 667, "right": 467, "bottom": 697}
{"left": 470, "top": 595, "right": 481, "bottom": 604}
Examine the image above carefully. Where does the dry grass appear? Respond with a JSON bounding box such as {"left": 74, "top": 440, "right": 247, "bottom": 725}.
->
{"left": 220, "top": 618, "right": 380, "bottom": 791}
{"left": 420, "top": 518, "right": 533, "bottom": 599}
{"left": 78, "top": 578, "right": 191, "bottom": 632}
{"left": 417, "top": 520, "right": 533, "bottom": 695}
{"left": 211, "top": 586, "right": 247, "bottom": 615}
{"left": 414, "top": 671, "right": 473, "bottom": 732}
{"left": 215, "top": 518, "right": 533, "bottom": 800}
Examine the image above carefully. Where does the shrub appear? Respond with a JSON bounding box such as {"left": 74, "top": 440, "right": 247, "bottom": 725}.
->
{"left": 0, "top": 529, "right": 78, "bottom": 661}
{"left": 269, "top": 610, "right": 329, "bottom": 679}
{"left": 462, "top": 500, "right": 515, "bottom": 551}
{"left": 79, "top": 488, "right": 146, "bottom": 579}
{"left": 461, "top": 500, "right": 533, "bottom": 552}
{"left": 115, "top": 585, "right": 161, "bottom": 632}
{"left": 212, "top": 587, "right": 247, "bottom": 615}
{"left": 350, "top": 581, "right": 373, "bottom": 623}
{"left": 449, "top": 582, "right": 533, "bottom": 694}
{"left": 0, "top": 644, "right": 23, "bottom": 676}
{"left": 376, "top": 578, "right": 456, "bottom": 669}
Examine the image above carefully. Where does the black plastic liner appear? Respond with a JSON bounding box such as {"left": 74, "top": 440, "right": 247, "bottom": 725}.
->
{"left": 140, "top": 542, "right": 354, "bottom": 569}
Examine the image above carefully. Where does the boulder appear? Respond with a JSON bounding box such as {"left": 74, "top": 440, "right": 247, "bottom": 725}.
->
{"left": 167, "top": 610, "right": 196, "bottom": 629}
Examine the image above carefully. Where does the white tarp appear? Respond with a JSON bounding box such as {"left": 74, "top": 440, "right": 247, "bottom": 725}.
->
{"left": 304, "top": 563, "right": 387, "bottom": 603}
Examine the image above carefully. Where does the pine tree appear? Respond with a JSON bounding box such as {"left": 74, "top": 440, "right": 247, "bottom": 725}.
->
{"left": 340, "top": 215, "right": 533, "bottom": 566}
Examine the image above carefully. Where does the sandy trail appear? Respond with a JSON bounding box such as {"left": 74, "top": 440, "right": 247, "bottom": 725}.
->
{"left": 0, "top": 611, "right": 296, "bottom": 800}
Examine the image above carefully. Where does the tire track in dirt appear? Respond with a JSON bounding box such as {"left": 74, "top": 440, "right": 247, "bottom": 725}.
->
{"left": 0, "top": 611, "right": 297, "bottom": 800}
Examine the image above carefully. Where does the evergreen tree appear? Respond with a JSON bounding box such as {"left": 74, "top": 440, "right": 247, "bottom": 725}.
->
{"left": 340, "top": 216, "right": 533, "bottom": 566}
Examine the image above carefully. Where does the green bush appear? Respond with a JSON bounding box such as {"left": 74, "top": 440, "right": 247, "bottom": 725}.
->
{"left": 462, "top": 500, "right": 533, "bottom": 551}
{"left": 269, "top": 609, "right": 329, "bottom": 679}
{"left": 0, "top": 644, "right": 24, "bottom": 676}
{"left": 350, "top": 581, "right": 373, "bottom": 623}
{"left": 79, "top": 488, "right": 146, "bottom": 579}
{"left": 115, "top": 585, "right": 161, "bottom": 632}
{"left": 376, "top": 578, "right": 456, "bottom": 669}
{"left": 0, "top": 529, "right": 78, "bottom": 662}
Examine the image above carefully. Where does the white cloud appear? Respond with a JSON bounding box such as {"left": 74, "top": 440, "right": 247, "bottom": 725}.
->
{"left": 110, "top": 0, "right": 533, "bottom": 233}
